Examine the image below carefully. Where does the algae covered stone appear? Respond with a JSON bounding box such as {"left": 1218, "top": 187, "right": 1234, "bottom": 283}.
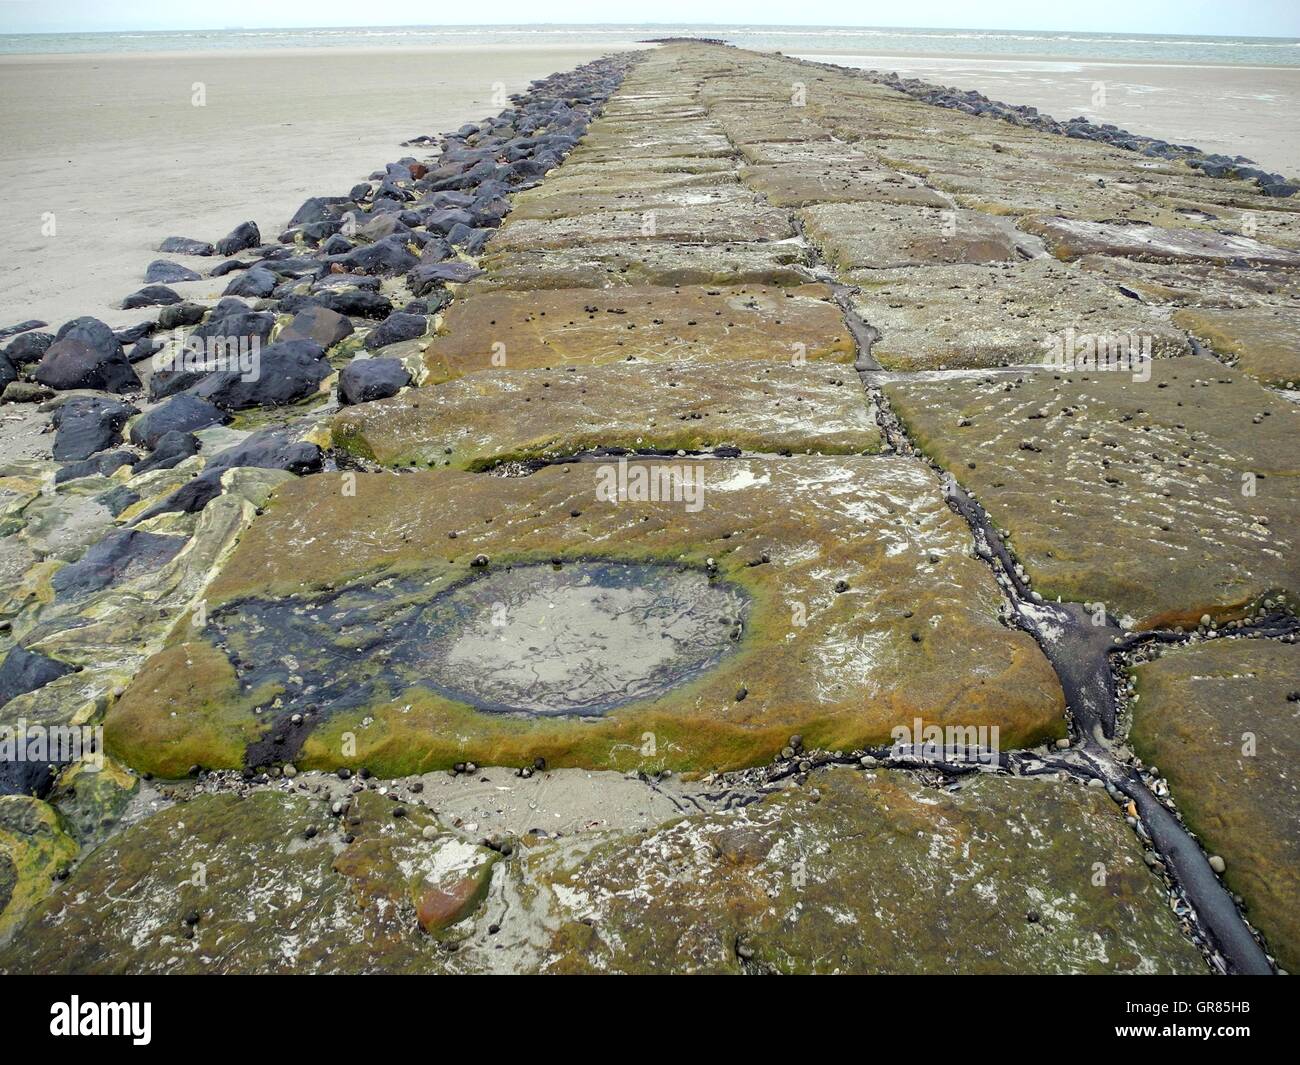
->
{"left": 107, "top": 458, "right": 1063, "bottom": 777}
{"left": 851, "top": 258, "right": 1187, "bottom": 371}
{"left": 529, "top": 768, "right": 1206, "bottom": 974}
{"left": 1129, "top": 639, "right": 1300, "bottom": 973}
{"left": 0, "top": 789, "right": 483, "bottom": 973}
{"left": 420, "top": 284, "right": 855, "bottom": 382}
{"left": 883, "top": 359, "right": 1300, "bottom": 628}
{"left": 800, "top": 202, "right": 1035, "bottom": 271}
{"left": 0, "top": 796, "right": 77, "bottom": 948}
{"left": 331, "top": 361, "right": 882, "bottom": 468}
{"left": 1174, "top": 305, "right": 1300, "bottom": 388}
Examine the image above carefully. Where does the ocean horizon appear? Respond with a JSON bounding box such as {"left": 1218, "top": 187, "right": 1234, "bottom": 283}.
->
{"left": 2, "top": 23, "right": 1299, "bottom": 65}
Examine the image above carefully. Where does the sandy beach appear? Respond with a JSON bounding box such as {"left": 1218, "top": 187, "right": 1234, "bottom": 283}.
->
{"left": 796, "top": 52, "right": 1300, "bottom": 176}
{"left": 0, "top": 46, "right": 636, "bottom": 328}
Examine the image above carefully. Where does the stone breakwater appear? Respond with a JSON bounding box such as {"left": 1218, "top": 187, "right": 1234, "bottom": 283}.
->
{"left": 850, "top": 66, "right": 1299, "bottom": 198}
{"left": 0, "top": 41, "right": 1297, "bottom": 976}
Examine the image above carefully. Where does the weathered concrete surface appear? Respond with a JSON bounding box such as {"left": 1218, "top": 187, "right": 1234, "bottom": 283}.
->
{"left": 851, "top": 258, "right": 1187, "bottom": 371}
{"left": 420, "top": 284, "right": 855, "bottom": 382}
{"left": 742, "top": 163, "right": 952, "bottom": 209}
{"left": 1022, "top": 216, "right": 1300, "bottom": 267}
{"left": 1076, "top": 255, "right": 1300, "bottom": 311}
{"left": 1174, "top": 306, "right": 1300, "bottom": 389}
{"left": 801, "top": 202, "right": 1037, "bottom": 271}
{"left": 531, "top": 768, "right": 1206, "bottom": 974}
{"left": 472, "top": 241, "right": 813, "bottom": 291}
{"left": 1130, "top": 639, "right": 1300, "bottom": 974}
{"left": 0, "top": 766, "right": 1204, "bottom": 975}
{"left": 106, "top": 459, "right": 1064, "bottom": 777}
{"left": 331, "top": 361, "right": 882, "bottom": 468}
{"left": 883, "top": 360, "right": 1300, "bottom": 629}
{"left": 487, "top": 202, "right": 794, "bottom": 251}
{"left": 0, "top": 789, "right": 496, "bottom": 973}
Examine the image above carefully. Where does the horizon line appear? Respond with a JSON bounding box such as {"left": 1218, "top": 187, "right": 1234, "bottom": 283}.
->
{"left": 3, "top": 22, "right": 1298, "bottom": 43}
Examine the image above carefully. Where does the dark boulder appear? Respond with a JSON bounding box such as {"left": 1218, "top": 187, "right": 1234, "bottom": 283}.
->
{"left": 290, "top": 196, "right": 350, "bottom": 226}
{"left": 147, "top": 309, "right": 274, "bottom": 400}
{"left": 36, "top": 318, "right": 139, "bottom": 393}
{"left": 0, "top": 646, "right": 74, "bottom": 710}
{"left": 280, "top": 305, "right": 355, "bottom": 348}
{"left": 98, "top": 485, "right": 140, "bottom": 516}
{"left": 145, "top": 259, "right": 201, "bottom": 284}
{"left": 157, "top": 302, "right": 207, "bottom": 330}
{"left": 137, "top": 429, "right": 323, "bottom": 519}
{"left": 209, "top": 259, "right": 247, "bottom": 278}
{"left": 320, "top": 233, "right": 354, "bottom": 256}
{"left": 0, "top": 319, "right": 47, "bottom": 340}
{"left": 327, "top": 235, "right": 418, "bottom": 276}
{"left": 339, "top": 357, "right": 411, "bottom": 405}
{"left": 317, "top": 289, "right": 393, "bottom": 319}
{"left": 222, "top": 266, "right": 277, "bottom": 298}
{"left": 363, "top": 311, "right": 427, "bottom": 351}
{"left": 207, "top": 429, "right": 323, "bottom": 475}
{"left": 128, "top": 336, "right": 164, "bottom": 364}
{"left": 3, "top": 330, "right": 54, "bottom": 367}
{"left": 446, "top": 224, "right": 492, "bottom": 254}
{"left": 132, "top": 429, "right": 200, "bottom": 475}
{"left": 129, "top": 393, "right": 228, "bottom": 448}
{"left": 158, "top": 236, "right": 214, "bottom": 256}
{"left": 408, "top": 261, "right": 482, "bottom": 296}
{"left": 51, "top": 396, "right": 137, "bottom": 461}
{"left": 114, "top": 321, "right": 156, "bottom": 345}
{"left": 188, "top": 339, "right": 331, "bottom": 410}
{"left": 121, "top": 284, "right": 182, "bottom": 309}
{"left": 214, "top": 220, "right": 261, "bottom": 256}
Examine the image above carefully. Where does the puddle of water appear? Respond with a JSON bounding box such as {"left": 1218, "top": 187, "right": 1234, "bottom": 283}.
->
{"left": 212, "top": 561, "right": 749, "bottom": 719}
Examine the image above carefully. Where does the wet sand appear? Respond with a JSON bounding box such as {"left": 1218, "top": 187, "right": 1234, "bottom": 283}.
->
{"left": 0, "top": 46, "right": 639, "bottom": 329}
{"left": 796, "top": 52, "right": 1300, "bottom": 176}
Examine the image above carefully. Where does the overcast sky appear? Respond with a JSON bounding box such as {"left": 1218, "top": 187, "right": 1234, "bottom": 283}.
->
{"left": 2, "top": 0, "right": 1298, "bottom": 37}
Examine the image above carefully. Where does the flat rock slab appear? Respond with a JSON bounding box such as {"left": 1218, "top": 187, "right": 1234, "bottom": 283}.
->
{"left": 738, "top": 140, "right": 872, "bottom": 167}
{"left": 1076, "top": 255, "right": 1300, "bottom": 309}
{"left": 486, "top": 200, "right": 793, "bottom": 251}
{"left": 851, "top": 259, "right": 1188, "bottom": 371}
{"left": 331, "top": 361, "right": 882, "bottom": 468}
{"left": 0, "top": 797, "right": 77, "bottom": 948}
{"left": 530, "top": 767, "right": 1206, "bottom": 974}
{"left": 473, "top": 241, "right": 812, "bottom": 290}
{"left": 800, "top": 203, "right": 1037, "bottom": 271}
{"left": 107, "top": 458, "right": 1064, "bottom": 777}
{"left": 1174, "top": 306, "right": 1300, "bottom": 388}
{"left": 544, "top": 156, "right": 736, "bottom": 181}
{"left": 0, "top": 790, "right": 493, "bottom": 973}
{"left": 1130, "top": 638, "right": 1300, "bottom": 973}
{"left": 506, "top": 181, "right": 750, "bottom": 222}
{"left": 883, "top": 358, "right": 1300, "bottom": 628}
{"left": 573, "top": 123, "right": 735, "bottom": 159}
{"left": 742, "top": 163, "right": 952, "bottom": 209}
{"left": 1022, "top": 216, "right": 1300, "bottom": 267}
{"left": 707, "top": 105, "right": 833, "bottom": 144}
{"left": 421, "top": 284, "right": 855, "bottom": 382}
